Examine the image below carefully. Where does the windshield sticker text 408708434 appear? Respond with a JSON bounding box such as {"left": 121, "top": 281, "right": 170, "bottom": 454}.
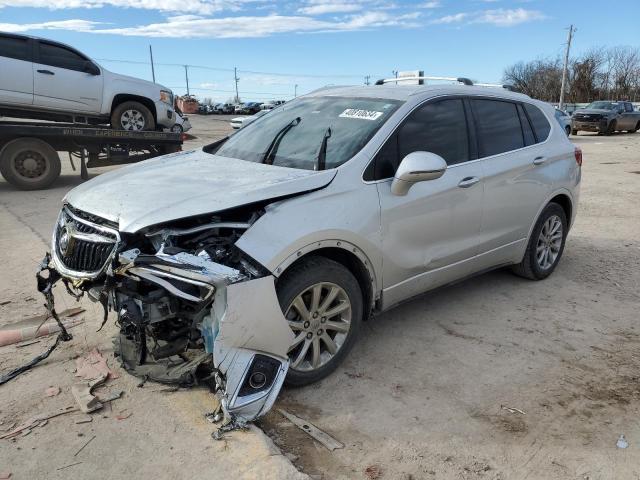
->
{"left": 339, "top": 109, "right": 384, "bottom": 121}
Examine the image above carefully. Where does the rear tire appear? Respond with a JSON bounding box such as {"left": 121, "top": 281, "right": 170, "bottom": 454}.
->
{"left": 276, "top": 256, "right": 363, "bottom": 387}
{"left": 630, "top": 121, "right": 639, "bottom": 133}
{"left": 0, "top": 138, "right": 61, "bottom": 190}
{"left": 111, "top": 101, "right": 155, "bottom": 131}
{"left": 512, "top": 203, "right": 568, "bottom": 281}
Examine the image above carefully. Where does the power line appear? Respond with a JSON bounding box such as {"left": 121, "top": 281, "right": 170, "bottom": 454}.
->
{"left": 166, "top": 86, "right": 293, "bottom": 96}
{"left": 95, "top": 57, "right": 380, "bottom": 79}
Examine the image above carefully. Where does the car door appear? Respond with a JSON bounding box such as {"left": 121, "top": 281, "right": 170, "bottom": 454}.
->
{"left": 0, "top": 34, "right": 34, "bottom": 106}
{"left": 471, "top": 98, "right": 552, "bottom": 265}
{"left": 622, "top": 102, "right": 635, "bottom": 129}
{"left": 33, "top": 40, "right": 103, "bottom": 113}
{"left": 373, "top": 97, "right": 485, "bottom": 308}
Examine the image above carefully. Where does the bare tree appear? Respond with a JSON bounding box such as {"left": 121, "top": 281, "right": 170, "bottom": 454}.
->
{"left": 503, "top": 45, "right": 640, "bottom": 103}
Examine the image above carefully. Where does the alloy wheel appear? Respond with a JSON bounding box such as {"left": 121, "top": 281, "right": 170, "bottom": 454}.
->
{"left": 536, "top": 215, "right": 563, "bottom": 270}
{"left": 285, "top": 282, "right": 352, "bottom": 372}
{"left": 120, "top": 109, "right": 146, "bottom": 131}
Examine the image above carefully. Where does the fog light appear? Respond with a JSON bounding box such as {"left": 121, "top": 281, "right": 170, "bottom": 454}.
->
{"left": 238, "top": 354, "right": 282, "bottom": 397}
{"left": 249, "top": 371, "right": 267, "bottom": 389}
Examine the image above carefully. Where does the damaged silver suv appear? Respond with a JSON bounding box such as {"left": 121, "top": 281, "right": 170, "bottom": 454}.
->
{"left": 40, "top": 82, "right": 581, "bottom": 432}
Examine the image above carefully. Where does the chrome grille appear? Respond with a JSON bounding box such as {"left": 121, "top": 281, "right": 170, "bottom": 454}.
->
{"left": 53, "top": 207, "right": 119, "bottom": 278}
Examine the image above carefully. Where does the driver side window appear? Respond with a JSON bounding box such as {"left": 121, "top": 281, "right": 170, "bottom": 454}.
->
{"left": 366, "top": 98, "right": 471, "bottom": 180}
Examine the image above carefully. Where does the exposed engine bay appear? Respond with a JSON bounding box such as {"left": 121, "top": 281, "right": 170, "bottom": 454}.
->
{"left": 38, "top": 203, "right": 294, "bottom": 436}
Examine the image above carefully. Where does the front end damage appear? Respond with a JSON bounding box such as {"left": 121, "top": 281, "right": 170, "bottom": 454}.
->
{"left": 39, "top": 204, "right": 293, "bottom": 434}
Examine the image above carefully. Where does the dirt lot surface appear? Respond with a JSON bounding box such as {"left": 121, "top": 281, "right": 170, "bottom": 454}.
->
{"left": 1, "top": 114, "right": 639, "bottom": 479}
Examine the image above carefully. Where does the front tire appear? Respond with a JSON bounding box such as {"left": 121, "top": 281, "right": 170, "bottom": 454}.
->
{"left": 277, "top": 256, "right": 363, "bottom": 387}
{"left": 512, "top": 203, "right": 567, "bottom": 280}
{"left": 111, "top": 101, "right": 155, "bottom": 131}
{"left": 605, "top": 120, "right": 616, "bottom": 135}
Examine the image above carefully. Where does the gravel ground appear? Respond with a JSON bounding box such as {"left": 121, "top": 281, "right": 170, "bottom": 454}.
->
{"left": 0, "top": 114, "right": 639, "bottom": 479}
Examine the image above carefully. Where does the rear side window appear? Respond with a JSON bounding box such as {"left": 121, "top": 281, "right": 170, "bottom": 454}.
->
{"left": 398, "top": 99, "right": 470, "bottom": 166}
{"left": 625, "top": 102, "right": 633, "bottom": 113}
{"left": 523, "top": 103, "right": 551, "bottom": 142}
{"left": 517, "top": 104, "right": 535, "bottom": 146}
{"left": 471, "top": 99, "right": 524, "bottom": 157}
{"left": 38, "top": 41, "right": 87, "bottom": 72}
{"left": 0, "top": 35, "right": 30, "bottom": 61}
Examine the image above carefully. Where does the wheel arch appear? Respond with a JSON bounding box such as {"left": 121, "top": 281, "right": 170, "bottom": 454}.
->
{"left": 273, "top": 241, "right": 377, "bottom": 317}
{"left": 525, "top": 189, "right": 574, "bottom": 246}
{"left": 111, "top": 94, "right": 157, "bottom": 123}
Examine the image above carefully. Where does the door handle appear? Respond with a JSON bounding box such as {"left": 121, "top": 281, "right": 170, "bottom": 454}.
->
{"left": 458, "top": 176, "right": 480, "bottom": 188}
{"left": 37, "top": 69, "right": 55, "bottom": 75}
{"left": 533, "top": 156, "right": 546, "bottom": 165}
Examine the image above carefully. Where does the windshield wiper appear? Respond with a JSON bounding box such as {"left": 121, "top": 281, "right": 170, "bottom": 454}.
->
{"left": 314, "top": 127, "right": 332, "bottom": 171}
{"left": 262, "top": 116, "right": 301, "bottom": 165}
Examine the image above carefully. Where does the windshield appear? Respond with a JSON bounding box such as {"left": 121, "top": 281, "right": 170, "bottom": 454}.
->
{"left": 215, "top": 96, "right": 403, "bottom": 170}
{"left": 585, "top": 101, "right": 619, "bottom": 110}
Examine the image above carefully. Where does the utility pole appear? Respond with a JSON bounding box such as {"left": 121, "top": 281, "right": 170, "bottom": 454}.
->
{"left": 184, "top": 65, "right": 190, "bottom": 96}
{"left": 559, "top": 24, "right": 574, "bottom": 110}
{"left": 149, "top": 45, "right": 156, "bottom": 83}
{"left": 294, "top": 84, "right": 298, "bottom": 97}
{"left": 234, "top": 67, "right": 240, "bottom": 103}
{"left": 364, "top": 75, "right": 370, "bottom": 86}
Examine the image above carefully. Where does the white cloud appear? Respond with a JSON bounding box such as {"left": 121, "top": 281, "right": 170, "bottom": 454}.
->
{"left": 472, "top": 8, "right": 546, "bottom": 26}
{"left": 430, "top": 12, "right": 468, "bottom": 24}
{"left": 298, "top": 2, "right": 363, "bottom": 15}
{"left": 0, "top": 19, "right": 102, "bottom": 32}
{"left": 0, "top": 0, "right": 262, "bottom": 15}
{"left": 419, "top": 1, "right": 440, "bottom": 8}
{"left": 431, "top": 8, "right": 544, "bottom": 26}
{"left": 0, "top": 11, "right": 422, "bottom": 38}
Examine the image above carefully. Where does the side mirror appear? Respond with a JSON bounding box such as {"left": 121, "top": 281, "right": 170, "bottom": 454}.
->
{"left": 83, "top": 61, "right": 100, "bottom": 76}
{"left": 391, "top": 151, "right": 447, "bottom": 196}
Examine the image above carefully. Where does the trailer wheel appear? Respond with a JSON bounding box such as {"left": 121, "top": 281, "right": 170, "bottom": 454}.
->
{"left": 111, "top": 101, "right": 156, "bottom": 131}
{"left": 0, "top": 138, "right": 61, "bottom": 190}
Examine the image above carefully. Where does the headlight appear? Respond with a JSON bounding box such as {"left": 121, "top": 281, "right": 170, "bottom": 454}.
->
{"left": 160, "top": 90, "right": 173, "bottom": 105}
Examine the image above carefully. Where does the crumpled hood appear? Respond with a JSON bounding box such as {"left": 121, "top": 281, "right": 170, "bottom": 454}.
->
{"left": 64, "top": 150, "right": 336, "bottom": 233}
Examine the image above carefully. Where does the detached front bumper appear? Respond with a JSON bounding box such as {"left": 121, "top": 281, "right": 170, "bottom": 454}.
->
{"left": 41, "top": 241, "right": 294, "bottom": 430}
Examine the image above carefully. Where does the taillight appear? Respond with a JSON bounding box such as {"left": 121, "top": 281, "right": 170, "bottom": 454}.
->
{"left": 574, "top": 147, "right": 582, "bottom": 167}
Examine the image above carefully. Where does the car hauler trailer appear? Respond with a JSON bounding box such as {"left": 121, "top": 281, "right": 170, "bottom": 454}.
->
{"left": 0, "top": 122, "right": 182, "bottom": 190}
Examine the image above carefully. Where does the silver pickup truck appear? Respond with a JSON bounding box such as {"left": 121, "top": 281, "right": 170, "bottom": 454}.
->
{"left": 571, "top": 101, "right": 640, "bottom": 135}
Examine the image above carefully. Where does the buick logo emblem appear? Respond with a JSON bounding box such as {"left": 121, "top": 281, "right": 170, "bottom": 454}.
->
{"left": 59, "top": 228, "right": 70, "bottom": 256}
{"left": 58, "top": 221, "right": 76, "bottom": 257}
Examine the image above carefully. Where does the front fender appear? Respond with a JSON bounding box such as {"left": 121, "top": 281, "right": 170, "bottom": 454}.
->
{"left": 235, "top": 182, "right": 383, "bottom": 293}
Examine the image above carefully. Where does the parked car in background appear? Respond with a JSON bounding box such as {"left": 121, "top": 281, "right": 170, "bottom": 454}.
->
{"left": 237, "top": 102, "right": 262, "bottom": 114}
{"left": 198, "top": 104, "right": 209, "bottom": 114}
{"left": 230, "top": 109, "right": 268, "bottom": 129}
{"left": 217, "top": 103, "right": 234, "bottom": 114}
{"left": 571, "top": 101, "right": 640, "bottom": 135}
{"left": 0, "top": 32, "right": 175, "bottom": 131}
{"left": 554, "top": 108, "right": 571, "bottom": 136}
{"left": 44, "top": 82, "right": 580, "bottom": 427}
{"left": 170, "top": 111, "right": 191, "bottom": 133}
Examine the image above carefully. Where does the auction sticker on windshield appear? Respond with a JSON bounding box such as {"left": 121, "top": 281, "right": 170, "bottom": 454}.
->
{"left": 339, "top": 109, "right": 384, "bottom": 121}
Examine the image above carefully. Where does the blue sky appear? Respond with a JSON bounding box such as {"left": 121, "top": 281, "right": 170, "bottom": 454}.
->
{"left": 1, "top": 0, "right": 639, "bottom": 102}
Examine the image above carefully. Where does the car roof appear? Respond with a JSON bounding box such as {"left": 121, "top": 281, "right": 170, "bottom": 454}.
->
{"left": 306, "top": 84, "right": 533, "bottom": 103}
